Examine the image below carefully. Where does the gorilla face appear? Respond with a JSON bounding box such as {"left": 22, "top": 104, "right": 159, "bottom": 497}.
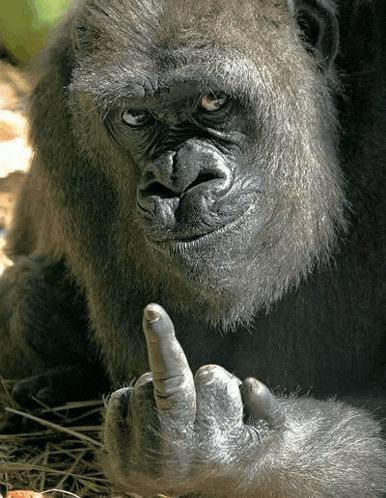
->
{"left": 107, "top": 84, "right": 259, "bottom": 249}
{"left": 65, "top": 0, "right": 346, "bottom": 325}
{"left": 99, "top": 82, "right": 268, "bottom": 325}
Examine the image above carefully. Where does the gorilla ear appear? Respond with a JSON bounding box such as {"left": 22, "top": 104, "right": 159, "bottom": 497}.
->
{"left": 287, "top": 0, "right": 339, "bottom": 69}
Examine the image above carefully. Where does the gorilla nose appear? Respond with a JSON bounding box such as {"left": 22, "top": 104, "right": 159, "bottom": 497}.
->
{"left": 137, "top": 139, "right": 234, "bottom": 214}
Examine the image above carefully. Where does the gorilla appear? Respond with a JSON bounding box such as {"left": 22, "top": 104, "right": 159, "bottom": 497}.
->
{"left": 1, "top": 0, "right": 386, "bottom": 496}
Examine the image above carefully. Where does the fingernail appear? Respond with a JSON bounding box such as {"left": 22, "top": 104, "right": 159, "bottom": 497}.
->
{"left": 144, "top": 303, "right": 162, "bottom": 323}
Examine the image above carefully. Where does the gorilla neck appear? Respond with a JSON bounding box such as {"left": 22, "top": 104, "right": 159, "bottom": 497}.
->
{"left": 130, "top": 248, "right": 265, "bottom": 330}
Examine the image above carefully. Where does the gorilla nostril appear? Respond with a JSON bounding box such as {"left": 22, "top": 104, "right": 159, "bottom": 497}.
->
{"left": 185, "top": 171, "right": 222, "bottom": 191}
{"left": 141, "top": 182, "right": 178, "bottom": 199}
{"left": 140, "top": 171, "right": 223, "bottom": 201}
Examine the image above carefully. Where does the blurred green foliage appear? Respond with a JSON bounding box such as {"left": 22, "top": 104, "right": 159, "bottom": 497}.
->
{"left": 1, "top": 0, "right": 71, "bottom": 62}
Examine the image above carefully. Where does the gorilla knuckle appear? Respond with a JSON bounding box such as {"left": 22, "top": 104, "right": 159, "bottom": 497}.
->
{"left": 135, "top": 371, "right": 154, "bottom": 389}
{"left": 194, "top": 364, "right": 234, "bottom": 385}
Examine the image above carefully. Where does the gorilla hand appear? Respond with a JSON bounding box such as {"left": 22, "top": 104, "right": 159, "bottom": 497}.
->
{"left": 105, "top": 304, "right": 386, "bottom": 497}
{"left": 104, "top": 303, "right": 286, "bottom": 497}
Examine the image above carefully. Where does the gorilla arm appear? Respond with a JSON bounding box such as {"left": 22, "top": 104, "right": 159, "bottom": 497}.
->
{"left": 105, "top": 304, "right": 386, "bottom": 498}
{"left": 0, "top": 255, "right": 109, "bottom": 408}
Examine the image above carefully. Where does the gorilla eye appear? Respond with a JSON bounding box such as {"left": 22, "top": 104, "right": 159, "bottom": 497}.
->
{"left": 122, "top": 109, "right": 152, "bottom": 127}
{"left": 200, "top": 93, "right": 228, "bottom": 112}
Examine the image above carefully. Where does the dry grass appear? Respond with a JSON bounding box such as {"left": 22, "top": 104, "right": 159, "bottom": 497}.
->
{"left": 0, "top": 379, "right": 114, "bottom": 497}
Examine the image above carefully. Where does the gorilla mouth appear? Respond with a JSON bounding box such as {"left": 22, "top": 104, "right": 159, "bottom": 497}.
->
{"left": 136, "top": 180, "right": 259, "bottom": 252}
{"left": 143, "top": 201, "right": 254, "bottom": 250}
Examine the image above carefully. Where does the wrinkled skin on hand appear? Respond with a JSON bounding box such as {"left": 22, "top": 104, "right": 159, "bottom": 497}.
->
{"left": 105, "top": 304, "right": 286, "bottom": 497}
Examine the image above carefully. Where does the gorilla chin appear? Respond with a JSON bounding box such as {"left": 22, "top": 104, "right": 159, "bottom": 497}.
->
{"left": 137, "top": 208, "right": 277, "bottom": 329}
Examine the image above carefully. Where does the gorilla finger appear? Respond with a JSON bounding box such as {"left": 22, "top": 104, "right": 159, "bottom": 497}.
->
{"left": 12, "top": 375, "right": 50, "bottom": 407}
{"left": 134, "top": 371, "right": 154, "bottom": 394}
{"left": 194, "top": 365, "right": 243, "bottom": 428}
{"left": 143, "top": 303, "right": 196, "bottom": 422}
{"left": 104, "top": 387, "right": 134, "bottom": 454}
{"left": 132, "top": 372, "right": 157, "bottom": 408}
{"left": 108, "top": 387, "right": 134, "bottom": 420}
{"left": 241, "top": 378, "right": 286, "bottom": 429}
{"left": 106, "top": 384, "right": 159, "bottom": 446}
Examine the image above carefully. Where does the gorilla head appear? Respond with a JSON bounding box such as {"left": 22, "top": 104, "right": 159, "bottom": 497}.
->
{"left": 34, "top": 0, "right": 341, "bottom": 329}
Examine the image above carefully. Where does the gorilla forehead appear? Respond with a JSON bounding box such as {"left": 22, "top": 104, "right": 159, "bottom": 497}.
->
{"left": 70, "top": 0, "right": 304, "bottom": 102}
{"left": 70, "top": 47, "right": 262, "bottom": 108}
{"left": 74, "top": 0, "right": 294, "bottom": 53}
